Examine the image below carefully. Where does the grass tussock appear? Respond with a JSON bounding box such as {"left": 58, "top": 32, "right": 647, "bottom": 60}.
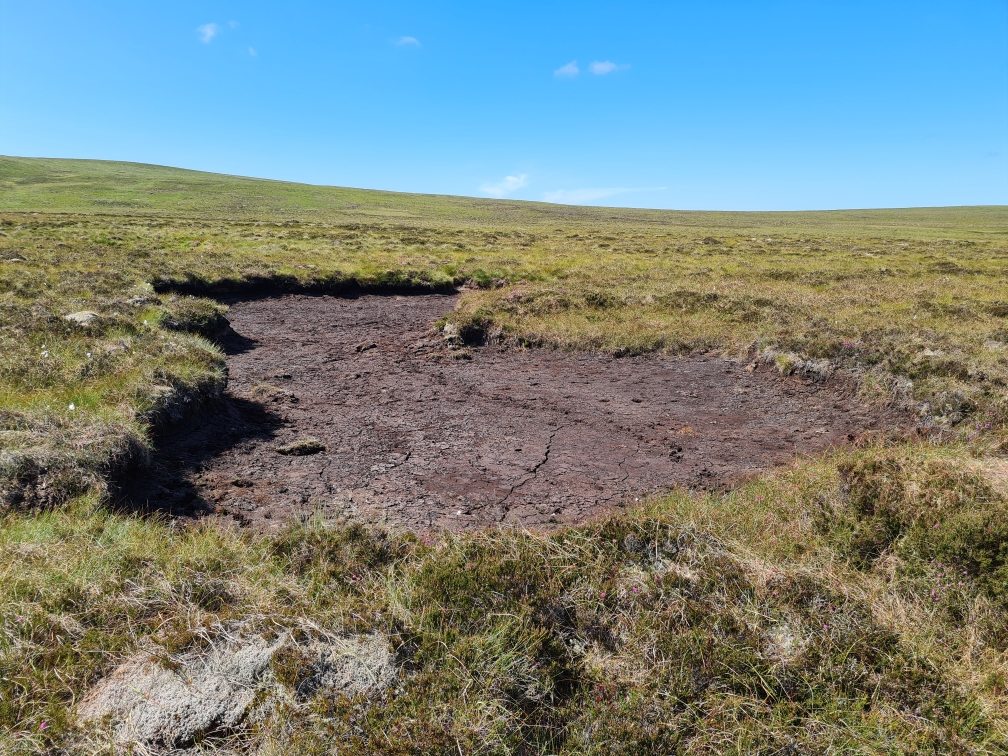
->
{"left": 275, "top": 437, "right": 326, "bottom": 456}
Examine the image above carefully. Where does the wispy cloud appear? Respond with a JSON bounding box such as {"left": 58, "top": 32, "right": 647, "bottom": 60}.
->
{"left": 249, "top": 47, "right": 257, "bottom": 57}
{"left": 197, "top": 23, "right": 219, "bottom": 43}
{"left": 542, "top": 186, "right": 665, "bottom": 204}
{"left": 228, "top": 20, "right": 240, "bottom": 29}
{"left": 554, "top": 60, "right": 579, "bottom": 77}
{"left": 589, "top": 60, "right": 629, "bottom": 75}
{"left": 396, "top": 36, "right": 420, "bottom": 46}
{"left": 480, "top": 174, "right": 528, "bottom": 198}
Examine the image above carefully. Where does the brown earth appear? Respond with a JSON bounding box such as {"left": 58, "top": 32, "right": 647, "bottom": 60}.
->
{"left": 121, "top": 294, "right": 908, "bottom": 532}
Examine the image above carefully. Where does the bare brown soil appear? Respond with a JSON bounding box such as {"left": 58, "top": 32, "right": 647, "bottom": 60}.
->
{"left": 123, "top": 294, "right": 907, "bottom": 531}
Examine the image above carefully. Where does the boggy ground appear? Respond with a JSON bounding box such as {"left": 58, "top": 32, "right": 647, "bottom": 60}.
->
{"left": 123, "top": 293, "right": 907, "bottom": 531}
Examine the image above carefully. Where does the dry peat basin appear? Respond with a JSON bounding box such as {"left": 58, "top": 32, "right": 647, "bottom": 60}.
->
{"left": 121, "top": 293, "right": 908, "bottom": 531}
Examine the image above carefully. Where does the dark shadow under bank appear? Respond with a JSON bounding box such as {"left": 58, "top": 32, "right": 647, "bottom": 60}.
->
{"left": 111, "top": 395, "right": 285, "bottom": 519}
{"left": 152, "top": 271, "right": 461, "bottom": 299}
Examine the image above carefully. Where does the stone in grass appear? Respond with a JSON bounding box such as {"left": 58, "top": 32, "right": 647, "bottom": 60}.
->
{"left": 276, "top": 437, "right": 326, "bottom": 456}
{"left": 64, "top": 311, "right": 99, "bottom": 326}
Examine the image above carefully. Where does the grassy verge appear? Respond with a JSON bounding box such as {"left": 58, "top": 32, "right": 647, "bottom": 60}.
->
{"left": 1, "top": 157, "right": 1007, "bottom": 752}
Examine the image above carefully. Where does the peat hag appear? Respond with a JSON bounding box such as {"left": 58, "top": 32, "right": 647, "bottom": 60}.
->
{"left": 123, "top": 294, "right": 908, "bottom": 530}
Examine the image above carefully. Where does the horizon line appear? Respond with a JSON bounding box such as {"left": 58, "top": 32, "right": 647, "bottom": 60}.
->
{"left": 3, "top": 154, "right": 1006, "bottom": 215}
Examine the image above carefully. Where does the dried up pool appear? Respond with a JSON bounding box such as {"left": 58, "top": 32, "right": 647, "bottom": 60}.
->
{"left": 123, "top": 294, "right": 904, "bottom": 531}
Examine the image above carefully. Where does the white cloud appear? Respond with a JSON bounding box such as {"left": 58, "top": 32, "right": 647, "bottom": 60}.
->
{"left": 480, "top": 174, "right": 528, "bottom": 198}
{"left": 197, "top": 23, "right": 219, "bottom": 43}
{"left": 542, "top": 186, "right": 665, "bottom": 204}
{"left": 589, "top": 60, "right": 629, "bottom": 75}
{"left": 396, "top": 36, "right": 420, "bottom": 46}
{"left": 249, "top": 47, "right": 257, "bottom": 57}
{"left": 228, "top": 20, "right": 240, "bottom": 29}
{"left": 554, "top": 60, "right": 579, "bottom": 77}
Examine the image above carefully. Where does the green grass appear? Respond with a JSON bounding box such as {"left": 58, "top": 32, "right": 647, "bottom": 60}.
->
{"left": 4, "top": 155, "right": 1008, "bottom": 237}
{"left": 6, "top": 452, "right": 1008, "bottom": 753}
{"left": 1, "top": 156, "right": 1008, "bottom": 753}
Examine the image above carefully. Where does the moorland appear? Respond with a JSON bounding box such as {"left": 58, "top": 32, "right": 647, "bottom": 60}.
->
{"left": 2, "top": 155, "right": 1008, "bottom": 754}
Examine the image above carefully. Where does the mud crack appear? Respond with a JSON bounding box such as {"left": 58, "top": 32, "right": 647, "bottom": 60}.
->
{"left": 497, "top": 426, "right": 562, "bottom": 522}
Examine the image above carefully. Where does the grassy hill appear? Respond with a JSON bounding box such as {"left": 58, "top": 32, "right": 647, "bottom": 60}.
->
{"left": 3, "top": 155, "right": 1008, "bottom": 238}
{"left": 2, "top": 156, "right": 1008, "bottom": 754}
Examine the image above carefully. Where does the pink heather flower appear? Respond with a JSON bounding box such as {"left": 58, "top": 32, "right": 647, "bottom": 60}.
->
{"left": 599, "top": 592, "right": 606, "bottom": 600}
{"left": 633, "top": 586, "right": 640, "bottom": 594}
{"left": 39, "top": 722, "right": 47, "bottom": 731}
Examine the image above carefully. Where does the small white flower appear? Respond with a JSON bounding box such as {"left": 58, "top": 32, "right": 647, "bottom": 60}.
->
{"left": 143, "top": 320, "right": 148, "bottom": 325}
{"left": 68, "top": 403, "right": 75, "bottom": 411}
{"left": 86, "top": 352, "right": 91, "bottom": 358}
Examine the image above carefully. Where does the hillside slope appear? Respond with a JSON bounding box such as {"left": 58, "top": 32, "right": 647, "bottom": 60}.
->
{"left": 3, "top": 155, "right": 1007, "bottom": 238}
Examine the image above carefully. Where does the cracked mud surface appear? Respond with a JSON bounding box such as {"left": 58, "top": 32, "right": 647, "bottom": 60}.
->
{"left": 123, "top": 294, "right": 908, "bottom": 532}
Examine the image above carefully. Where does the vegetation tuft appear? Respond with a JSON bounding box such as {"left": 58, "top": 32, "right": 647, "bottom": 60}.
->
{"left": 275, "top": 437, "right": 326, "bottom": 456}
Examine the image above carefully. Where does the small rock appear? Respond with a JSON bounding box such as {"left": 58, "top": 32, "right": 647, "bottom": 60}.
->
{"left": 355, "top": 342, "right": 377, "bottom": 353}
{"left": 64, "top": 311, "right": 99, "bottom": 326}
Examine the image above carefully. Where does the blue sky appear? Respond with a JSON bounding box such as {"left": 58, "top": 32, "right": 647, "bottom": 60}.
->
{"left": 1, "top": 1, "right": 1006, "bottom": 210}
